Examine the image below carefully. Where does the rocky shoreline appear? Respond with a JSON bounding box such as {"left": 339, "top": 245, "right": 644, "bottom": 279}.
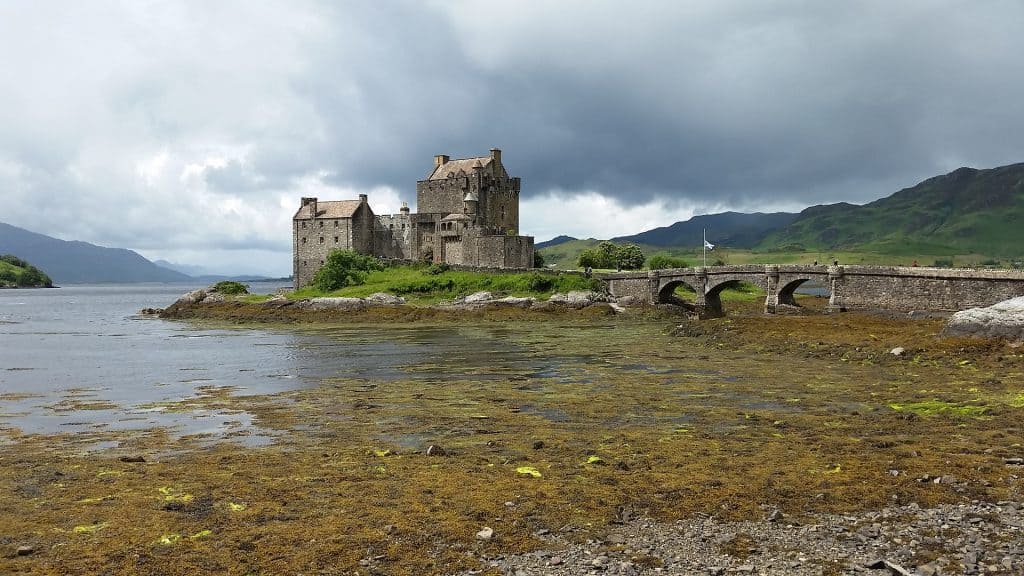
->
{"left": 451, "top": 498, "right": 1024, "bottom": 576}
{"left": 155, "top": 285, "right": 659, "bottom": 322}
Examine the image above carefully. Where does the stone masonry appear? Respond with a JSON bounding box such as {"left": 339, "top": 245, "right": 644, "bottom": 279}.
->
{"left": 605, "top": 264, "right": 1024, "bottom": 317}
{"left": 293, "top": 149, "right": 534, "bottom": 289}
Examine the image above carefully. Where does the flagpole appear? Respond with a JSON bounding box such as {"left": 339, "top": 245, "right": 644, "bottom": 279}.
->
{"left": 703, "top": 228, "right": 707, "bottom": 268}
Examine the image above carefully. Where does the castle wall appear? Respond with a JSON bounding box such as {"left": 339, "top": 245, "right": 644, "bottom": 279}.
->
{"left": 417, "top": 178, "right": 468, "bottom": 215}
{"left": 374, "top": 213, "right": 415, "bottom": 259}
{"left": 294, "top": 217, "right": 358, "bottom": 289}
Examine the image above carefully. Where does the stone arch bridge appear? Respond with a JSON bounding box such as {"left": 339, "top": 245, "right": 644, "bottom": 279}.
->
{"left": 603, "top": 265, "right": 1024, "bottom": 317}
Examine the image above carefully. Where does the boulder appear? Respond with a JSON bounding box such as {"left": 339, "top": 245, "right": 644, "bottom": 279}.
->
{"left": 463, "top": 291, "right": 493, "bottom": 304}
{"left": 298, "top": 297, "right": 367, "bottom": 311}
{"left": 176, "top": 289, "right": 207, "bottom": 306}
{"left": 944, "top": 296, "right": 1024, "bottom": 341}
{"left": 548, "top": 290, "right": 609, "bottom": 307}
{"left": 365, "top": 292, "right": 406, "bottom": 305}
{"left": 494, "top": 296, "right": 535, "bottom": 308}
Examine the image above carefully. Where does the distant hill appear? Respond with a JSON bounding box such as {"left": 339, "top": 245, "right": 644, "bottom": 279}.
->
{"left": 153, "top": 259, "right": 272, "bottom": 283}
{"left": 612, "top": 211, "right": 798, "bottom": 248}
{"left": 535, "top": 235, "right": 578, "bottom": 250}
{"left": 0, "top": 222, "right": 192, "bottom": 283}
{"left": 759, "top": 163, "right": 1024, "bottom": 257}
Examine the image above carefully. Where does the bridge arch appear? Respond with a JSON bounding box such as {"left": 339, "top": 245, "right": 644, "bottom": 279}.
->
{"left": 657, "top": 278, "right": 699, "bottom": 305}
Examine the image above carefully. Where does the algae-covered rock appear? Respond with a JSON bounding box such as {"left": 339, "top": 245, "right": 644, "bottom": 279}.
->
{"left": 944, "top": 296, "right": 1024, "bottom": 341}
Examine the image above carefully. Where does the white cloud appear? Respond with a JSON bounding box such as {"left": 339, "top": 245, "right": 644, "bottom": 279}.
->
{"left": 1, "top": 1, "right": 1023, "bottom": 276}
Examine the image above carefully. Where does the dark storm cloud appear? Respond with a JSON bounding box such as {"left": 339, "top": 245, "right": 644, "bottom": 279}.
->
{"left": 1, "top": 1, "right": 1022, "bottom": 273}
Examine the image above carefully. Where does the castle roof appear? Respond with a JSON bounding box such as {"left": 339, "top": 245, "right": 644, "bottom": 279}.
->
{"left": 441, "top": 213, "right": 472, "bottom": 221}
{"left": 425, "top": 156, "right": 492, "bottom": 181}
{"left": 293, "top": 200, "right": 363, "bottom": 220}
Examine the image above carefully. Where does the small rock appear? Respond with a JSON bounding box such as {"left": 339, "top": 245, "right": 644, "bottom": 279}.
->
{"left": 767, "top": 508, "right": 783, "bottom": 522}
{"left": 1005, "top": 457, "right": 1023, "bottom": 465}
{"left": 426, "top": 445, "right": 446, "bottom": 456}
{"left": 605, "top": 533, "right": 626, "bottom": 544}
{"left": 119, "top": 455, "right": 146, "bottom": 463}
{"left": 889, "top": 347, "right": 905, "bottom": 356}
{"left": 549, "top": 556, "right": 563, "bottom": 566}
{"left": 532, "top": 440, "right": 545, "bottom": 450}
{"left": 16, "top": 545, "right": 34, "bottom": 556}
{"left": 476, "top": 527, "right": 494, "bottom": 541}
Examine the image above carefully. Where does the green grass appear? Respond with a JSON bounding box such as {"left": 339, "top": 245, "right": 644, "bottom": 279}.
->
{"left": 887, "top": 400, "right": 989, "bottom": 418}
{"left": 0, "top": 254, "right": 53, "bottom": 288}
{"left": 290, "top": 265, "right": 604, "bottom": 304}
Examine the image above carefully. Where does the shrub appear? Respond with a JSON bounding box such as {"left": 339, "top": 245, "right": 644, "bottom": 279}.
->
{"left": 647, "top": 254, "right": 688, "bottom": 270}
{"left": 525, "top": 272, "right": 554, "bottom": 292}
{"left": 934, "top": 258, "right": 954, "bottom": 268}
{"left": 212, "top": 280, "right": 248, "bottom": 295}
{"left": 313, "top": 250, "right": 384, "bottom": 292}
{"left": 426, "top": 262, "right": 450, "bottom": 275}
{"left": 533, "top": 251, "right": 546, "bottom": 268}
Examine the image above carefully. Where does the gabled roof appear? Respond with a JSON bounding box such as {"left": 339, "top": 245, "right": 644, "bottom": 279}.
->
{"left": 425, "top": 156, "right": 492, "bottom": 181}
{"left": 293, "top": 200, "right": 363, "bottom": 220}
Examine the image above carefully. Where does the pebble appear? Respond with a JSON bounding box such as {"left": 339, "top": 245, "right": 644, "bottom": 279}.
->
{"left": 475, "top": 527, "right": 494, "bottom": 541}
{"left": 16, "top": 545, "right": 34, "bottom": 556}
{"left": 447, "top": 499, "right": 1024, "bottom": 576}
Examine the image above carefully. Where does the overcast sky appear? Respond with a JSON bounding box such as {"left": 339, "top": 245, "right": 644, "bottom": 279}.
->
{"left": 2, "top": 1, "right": 1023, "bottom": 276}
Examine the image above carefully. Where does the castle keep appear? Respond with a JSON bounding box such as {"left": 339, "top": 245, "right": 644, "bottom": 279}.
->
{"left": 293, "top": 148, "right": 534, "bottom": 288}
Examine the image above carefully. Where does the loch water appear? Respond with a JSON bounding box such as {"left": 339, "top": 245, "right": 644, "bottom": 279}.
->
{"left": 0, "top": 283, "right": 564, "bottom": 446}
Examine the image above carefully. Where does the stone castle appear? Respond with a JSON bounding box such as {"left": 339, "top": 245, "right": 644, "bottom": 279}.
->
{"left": 293, "top": 148, "right": 534, "bottom": 288}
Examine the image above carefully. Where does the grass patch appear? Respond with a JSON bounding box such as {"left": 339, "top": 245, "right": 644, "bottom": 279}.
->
{"left": 291, "top": 265, "right": 603, "bottom": 304}
{"left": 888, "top": 400, "right": 989, "bottom": 418}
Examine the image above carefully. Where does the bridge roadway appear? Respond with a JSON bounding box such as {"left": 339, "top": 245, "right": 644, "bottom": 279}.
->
{"left": 602, "top": 264, "right": 1024, "bottom": 317}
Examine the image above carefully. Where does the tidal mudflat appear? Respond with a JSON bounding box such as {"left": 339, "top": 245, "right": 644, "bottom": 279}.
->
{"left": 2, "top": 299, "right": 1022, "bottom": 575}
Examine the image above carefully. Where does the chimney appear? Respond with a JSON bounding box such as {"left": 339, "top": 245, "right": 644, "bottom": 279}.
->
{"left": 434, "top": 154, "right": 450, "bottom": 167}
{"left": 489, "top": 148, "right": 501, "bottom": 165}
{"left": 301, "top": 197, "right": 318, "bottom": 217}
{"left": 400, "top": 202, "right": 410, "bottom": 214}
{"left": 358, "top": 194, "right": 368, "bottom": 203}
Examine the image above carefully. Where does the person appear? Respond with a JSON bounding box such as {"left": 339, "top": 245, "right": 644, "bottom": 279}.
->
{"left": 833, "top": 259, "right": 839, "bottom": 266}
{"left": 813, "top": 260, "right": 818, "bottom": 266}
{"left": 912, "top": 260, "right": 919, "bottom": 267}
{"left": 584, "top": 266, "right": 592, "bottom": 278}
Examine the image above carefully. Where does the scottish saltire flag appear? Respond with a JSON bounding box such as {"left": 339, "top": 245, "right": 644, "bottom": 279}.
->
{"left": 704, "top": 239, "right": 715, "bottom": 250}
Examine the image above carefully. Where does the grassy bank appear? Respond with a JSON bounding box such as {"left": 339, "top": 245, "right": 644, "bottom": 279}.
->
{"left": 289, "top": 264, "right": 604, "bottom": 305}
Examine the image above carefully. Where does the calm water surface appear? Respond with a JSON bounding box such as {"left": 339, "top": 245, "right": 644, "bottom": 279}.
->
{"left": 0, "top": 283, "right": 561, "bottom": 446}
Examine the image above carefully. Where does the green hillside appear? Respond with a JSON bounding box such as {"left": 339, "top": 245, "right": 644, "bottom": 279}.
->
{"left": 0, "top": 254, "right": 54, "bottom": 287}
{"left": 759, "top": 163, "right": 1024, "bottom": 258}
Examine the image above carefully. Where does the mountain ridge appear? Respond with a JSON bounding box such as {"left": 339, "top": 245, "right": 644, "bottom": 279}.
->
{"left": 0, "top": 222, "right": 193, "bottom": 283}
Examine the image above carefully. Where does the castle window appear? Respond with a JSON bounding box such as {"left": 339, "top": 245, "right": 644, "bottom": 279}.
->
{"left": 401, "top": 223, "right": 405, "bottom": 230}
{"left": 320, "top": 260, "right": 324, "bottom": 265}
{"left": 334, "top": 236, "right": 339, "bottom": 243}
{"left": 390, "top": 224, "right": 394, "bottom": 230}
{"left": 319, "top": 237, "right": 324, "bottom": 244}
{"left": 319, "top": 221, "right": 323, "bottom": 228}
{"left": 301, "top": 222, "right": 307, "bottom": 229}
{"left": 302, "top": 237, "right": 307, "bottom": 244}
{"left": 334, "top": 221, "right": 339, "bottom": 227}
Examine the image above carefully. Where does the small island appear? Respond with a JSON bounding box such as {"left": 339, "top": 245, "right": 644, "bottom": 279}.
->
{"left": 0, "top": 254, "right": 53, "bottom": 288}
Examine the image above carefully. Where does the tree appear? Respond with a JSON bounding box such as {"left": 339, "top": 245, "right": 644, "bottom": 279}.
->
{"left": 312, "top": 250, "right": 384, "bottom": 292}
{"left": 616, "top": 244, "right": 645, "bottom": 270}
{"left": 533, "top": 251, "right": 546, "bottom": 268}
{"left": 647, "top": 254, "right": 688, "bottom": 270}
